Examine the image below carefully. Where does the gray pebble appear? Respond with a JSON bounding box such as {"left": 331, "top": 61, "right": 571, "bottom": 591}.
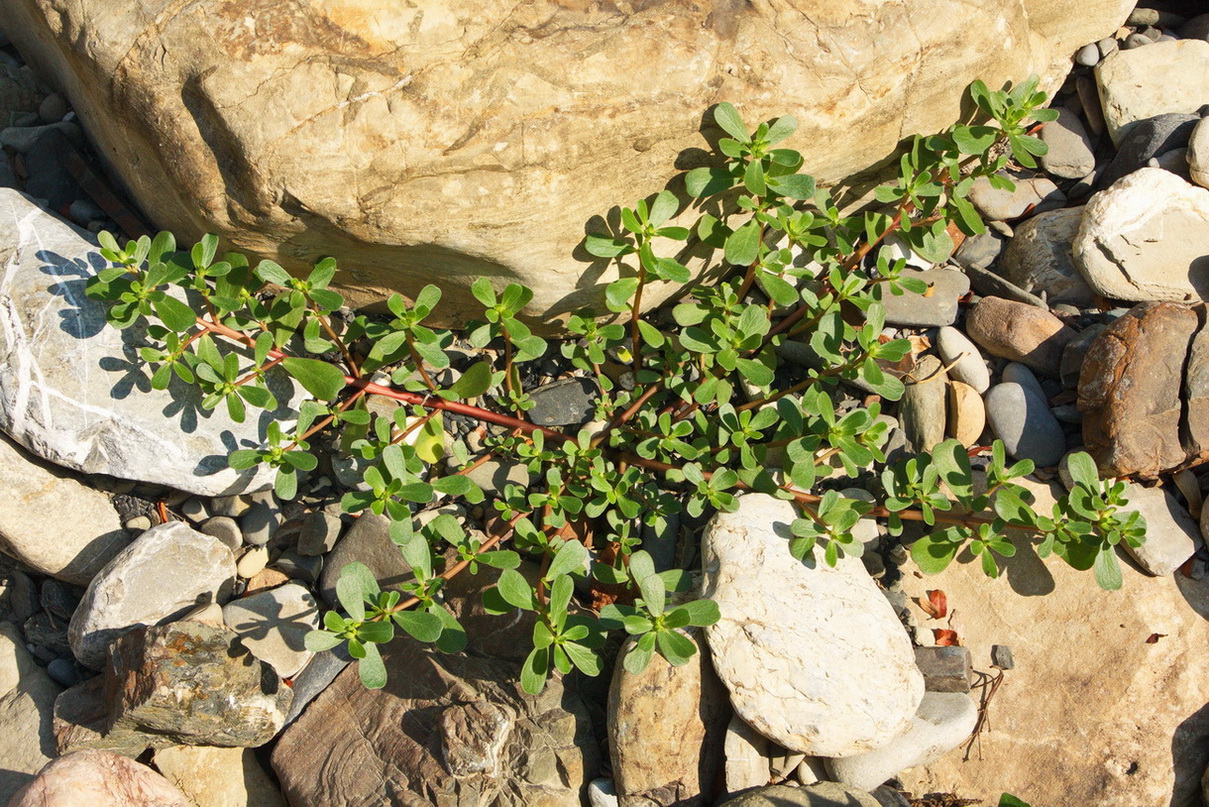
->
{"left": 240, "top": 501, "right": 280, "bottom": 546}
{"left": 123, "top": 515, "right": 152, "bottom": 532}
{"left": 1123, "top": 32, "right": 1153, "bottom": 49}
{"left": 37, "top": 93, "right": 68, "bottom": 123}
{"left": 984, "top": 381, "right": 1066, "bottom": 467}
{"left": 991, "top": 644, "right": 1015, "bottom": 670}
{"left": 199, "top": 516, "right": 243, "bottom": 551}
{"left": 3, "top": 570, "right": 40, "bottom": 622}
{"left": 1074, "top": 43, "right": 1099, "bottom": 67}
{"left": 298, "top": 511, "right": 343, "bottom": 556}
{"left": 210, "top": 495, "right": 249, "bottom": 518}
{"left": 273, "top": 549, "right": 323, "bottom": 585}
{"left": 880, "top": 267, "right": 969, "bottom": 327}
{"left": 180, "top": 496, "right": 208, "bottom": 521}
{"left": 1097, "top": 37, "right": 1119, "bottom": 59}
{"left": 46, "top": 657, "right": 81, "bottom": 687}
{"left": 527, "top": 377, "right": 600, "bottom": 427}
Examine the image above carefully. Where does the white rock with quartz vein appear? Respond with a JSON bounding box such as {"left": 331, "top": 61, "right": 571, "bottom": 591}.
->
{"left": 702, "top": 493, "right": 923, "bottom": 757}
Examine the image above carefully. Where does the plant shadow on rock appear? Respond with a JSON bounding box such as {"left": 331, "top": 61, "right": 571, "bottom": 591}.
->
{"left": 37, "top": 249, "right": 292, "bottom": 484}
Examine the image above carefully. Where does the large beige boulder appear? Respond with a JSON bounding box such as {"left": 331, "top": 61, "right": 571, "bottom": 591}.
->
{"left": 897, "top": 479, "right": 1209, "bottom": 806}
{"left": 1, "top": 0, "right": 1130, "bottom": 319}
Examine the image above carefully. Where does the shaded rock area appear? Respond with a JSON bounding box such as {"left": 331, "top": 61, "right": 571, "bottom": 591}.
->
{"left": 0, "top": 621, "right": 62, "bottom": 804}
{"left": 271, "top": 640, "right": 598, "bottom": 806}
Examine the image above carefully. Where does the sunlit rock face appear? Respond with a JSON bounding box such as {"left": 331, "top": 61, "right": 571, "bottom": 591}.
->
{"left": 1, "top": 0, "right": 1130, "bottom": 319}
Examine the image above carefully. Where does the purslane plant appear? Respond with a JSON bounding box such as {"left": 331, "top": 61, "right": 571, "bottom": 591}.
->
{"left": 84, "top": 77, "right": 1142, "bottom": 691}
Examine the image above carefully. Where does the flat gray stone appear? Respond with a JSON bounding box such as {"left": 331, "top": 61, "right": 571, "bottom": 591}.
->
{"left": 297, "top": 511, "right": 342, "bottom": 556}
{"left": 0, "top": 189, "right": 299, "bottom": 496}
{"left": 68, "top": 522, "right": 235, "bottom": 669}
{"left": 1000, "top": 206, "right": 1094, "bottom": 306}
{"left": 223, "top": 583, "right": 320, "bottom": 678}
{"left": 984, "top": 381, "right": 1066, "bottom": 467}
{"left": 880, "top": 268, "right": 968, "bottom": 327}
{"left": 526, "top": 377, "right": 599, "bottom": 427}
{"left": 1041, "top": 108, "right": 1096, "bottom": 179}
{"left": 899, "top": 356, "right": 947, "bottom": 454}
{"left": 936, "top": 327, "right": 989, "bottom": 393}
{"left": 0, "top": 432, "right": 130, "bottom": 585}
{"left": 1121, "top": 483, "right": 1200, "bottom": 576}
{"left": 969, "top": 175, "right": 1064, "bottom": 221}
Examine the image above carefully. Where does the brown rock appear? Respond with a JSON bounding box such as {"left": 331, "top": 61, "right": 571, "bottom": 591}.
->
{"left": 0, "top": 0, "right": 1132, "bottom": 319}
{"left": 965, "top": 296, "right": 1076, "bottom": 376}
{"left": 106, "top": 621, "right": 292, "bottom": 747}
{"left": 7, "top": 749, "right": 191, "bottom": 807}
{"left": 898, "top": 478, "right": 1209, "bottom": 806}
{"left": 271, "top": 640, "right": 597, "bottom": 806}
{"left": 608, "top": 629, "right": 729, "bottom": 806}
{"left": 1078, "top": 302, "right": 1198, "bottom": 477}
{"left": 243, "top": 567, "right": 290, "bottom": 594}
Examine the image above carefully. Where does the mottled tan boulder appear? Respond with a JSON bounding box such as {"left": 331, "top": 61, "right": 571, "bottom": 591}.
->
{"left": 897, "top": 479, "right": 1209, "bottom": 807}
{"left": 153, "top": 746, "right": 286, "bottom": 807}
{"left": 1, "top": 0, "right": 1131, "bottom": 319}
{"left": 0, "top": 623, "right": 62, "bottom": 804}
{"left": 608, "top": 630, "right": 729, "bottom": 806}
{"left": 7, "top": 750, "right": 191, "bottom": 807}
{"left": 1078, "top": 303, "right": 1198, "bottom": 478}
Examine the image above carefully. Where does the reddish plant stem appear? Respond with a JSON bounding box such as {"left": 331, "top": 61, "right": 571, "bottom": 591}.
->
{"left": 233, "top": 355, "right": 284, "bottom": 387}
{"left": 383, "top": 512, "right": 527, "bottom": 615}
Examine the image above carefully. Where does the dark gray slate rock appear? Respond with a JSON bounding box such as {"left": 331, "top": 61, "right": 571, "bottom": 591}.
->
{"left": 1040, "top": 108, "right": 1096, "bottom": 179}
{"left": 107, "top": 621, "right": 292, "bottom": 747}
{"left": 1099, "top": 113, "right": 1199, "bottom": 188}
{"left": 0, "top": 189, "right": 299, "bottom": 496}
{"left": 271, "top": 641, "right": 598, "bottom": 807}
{"left": 527, "top": 377, "right": 599, "bottom": 427}
{"left": 914, "top": 646, "right": 973, "bottom": 693}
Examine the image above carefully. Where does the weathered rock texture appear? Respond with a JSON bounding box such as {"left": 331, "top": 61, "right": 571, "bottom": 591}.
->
{"left": 897, "top": 480, "right": 1209, "bottom": 807}
{"left": 1071, "top": 169, "right": 1209, "bottom": 302}
{"left": 608, "top": 630, "right": 729, "bottom": 807}
{"left": 0, "top": 433, "right": 129, "bottom": 585}
{"left": 702, "top": 494, "right": 923, "bottom": 757}
{"left": 7, "top": 749, "right": 192, "bottom": 807}
{"left": 0, "top": 0, "right": 1131, "bottom": 319}
{"left": 152, "top": 745, "right": 287, "bottom": 807}
{"left": 106, "top": 621, "right": 292, "bottom": 747}
{"left": 0, "top": 189, "right": 296, "bottom": 496}
{"left": 1078, "top": 302, "right": 1203, "bottom": 478}
{"left": 68, "top": 521, "right": 236, "bottom": 669}
{"left": 271, "top": 640, "right": 597, "bottom": 806}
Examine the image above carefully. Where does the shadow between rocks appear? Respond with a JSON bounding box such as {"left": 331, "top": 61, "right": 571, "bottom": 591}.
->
{"left": 1169, "top": 702, "right": 1209, "bottom": 807}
